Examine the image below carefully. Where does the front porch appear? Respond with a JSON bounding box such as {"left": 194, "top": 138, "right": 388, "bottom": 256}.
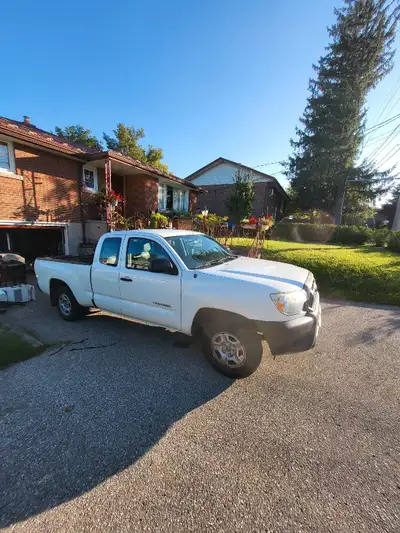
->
{"left": 80, "top": 153, "right": 198, "bottom": 230}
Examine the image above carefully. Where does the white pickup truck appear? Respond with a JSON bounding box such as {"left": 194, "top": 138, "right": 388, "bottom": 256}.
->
{"left": 35, "top": 229, "right": 321, "bottom": 378}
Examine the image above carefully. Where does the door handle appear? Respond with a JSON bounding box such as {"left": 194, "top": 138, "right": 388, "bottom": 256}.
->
{"left": 120, "top": 277, "right": 133, "bottom": 282}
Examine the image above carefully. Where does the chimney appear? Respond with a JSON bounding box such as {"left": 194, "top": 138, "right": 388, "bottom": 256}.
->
{"left": 23, "top": 115, "right": 30, "bottom": 125}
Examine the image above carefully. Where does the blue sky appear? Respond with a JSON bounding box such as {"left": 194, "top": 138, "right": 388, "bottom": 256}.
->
{"left": 2, "top": 0, "right": 400, "bottom": 188}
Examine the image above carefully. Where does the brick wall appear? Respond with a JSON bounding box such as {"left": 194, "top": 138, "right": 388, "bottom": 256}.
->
{"left": 196, "top": 182, "right": 284, "bottom": 219}
{"left": 124, "top": 174, "right": 158, "bottom": 217}
{"left": 0, "top": 143, "right": 81, "bottom": 222}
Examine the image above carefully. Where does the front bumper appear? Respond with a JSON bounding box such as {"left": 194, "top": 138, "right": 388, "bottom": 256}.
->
{"left": 256, "top": 294, "right": 321, "bottom": 356}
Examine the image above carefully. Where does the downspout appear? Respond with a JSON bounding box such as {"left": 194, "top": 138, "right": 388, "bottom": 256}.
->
{"left": 78, "top": 162, "right": 87, "bottom": 243}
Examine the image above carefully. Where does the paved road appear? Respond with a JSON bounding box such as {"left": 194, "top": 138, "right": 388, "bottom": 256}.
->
{"left": 1, "top": 287, "right": 399, "bottom": 533}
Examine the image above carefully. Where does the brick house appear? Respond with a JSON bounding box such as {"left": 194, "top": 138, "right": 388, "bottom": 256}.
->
{"left": 186, "top": 157, "right": 289, "bottom": 219}
{"left": 0, "top": 115, "right": 198, "bottom": 259}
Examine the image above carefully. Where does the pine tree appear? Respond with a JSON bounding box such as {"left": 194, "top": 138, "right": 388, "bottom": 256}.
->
{"left": 287, "top": 0, "right": 399, "bottom": 224}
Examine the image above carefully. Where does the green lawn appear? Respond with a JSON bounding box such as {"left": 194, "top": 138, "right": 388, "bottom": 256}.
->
{"left": 224, "top": 238, "right": 400, "bottom": 306}
{"left": 0, "top": 327, "right": 49, "bottom": 369}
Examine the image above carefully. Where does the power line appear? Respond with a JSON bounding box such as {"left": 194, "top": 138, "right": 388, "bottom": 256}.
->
{"left": 367, "top": 123, "right": 400, "bottom": 164}
{"left": 376, "top": 144, "right": 400, "bottom": 167}
{"left": 378, "top": 145, "right": 400, "bottom": 168}
{"left": 253, "top": 160, "right": 284, "bottom": 169}
{"left": 379, "top": 93, "right": 400, "bottom": 126}
{"left": 368, "top": 74, "right": 400, "bottom": 130}
{"left": 364, "top": 112, "right": 400, "bottom": 134}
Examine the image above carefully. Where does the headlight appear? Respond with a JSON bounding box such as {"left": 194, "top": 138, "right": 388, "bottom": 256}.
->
{"left": 270, "top": 290, "right": 308, "bottom": 316}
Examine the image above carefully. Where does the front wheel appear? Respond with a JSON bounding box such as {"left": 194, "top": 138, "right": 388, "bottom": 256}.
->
{"left": 202, "top": 320, "right": 262, "bottom": 378}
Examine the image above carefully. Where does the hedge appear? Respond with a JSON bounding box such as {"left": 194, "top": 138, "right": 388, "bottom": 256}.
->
{"left": 272, "top": 222, "right": 399, "bottom": 247}
{"left": 388, "top": 231, "right": 400, "bottom": 252}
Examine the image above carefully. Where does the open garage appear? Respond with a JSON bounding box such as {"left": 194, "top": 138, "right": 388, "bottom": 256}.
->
{"left": 0, "top": 226, "right": 65, "bottom": 264}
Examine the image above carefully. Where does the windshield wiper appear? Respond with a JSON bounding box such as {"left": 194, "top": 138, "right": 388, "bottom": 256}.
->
{"left": 197, "top": 255, "right": 236, "bottom": 269}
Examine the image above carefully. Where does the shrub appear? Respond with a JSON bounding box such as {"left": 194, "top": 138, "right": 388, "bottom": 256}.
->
{"left": 333, "top": 225, "right": 372, "bottom": 245}
{"left": 373, "top": 228, "right": 390, "bottom": 247}
{"left": 165, "top": 210, "right": 192, "bottom": 219}
{"left": 273, "top": 222, "right": 374, "bottom": 245}
{"left": 150, "top": 212, "right": 169, "bottom": 228}
{"left": 387, "top": 231, "right": 400, "bottom": 252}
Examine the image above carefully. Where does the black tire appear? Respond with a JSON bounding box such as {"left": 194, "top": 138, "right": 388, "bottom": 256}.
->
{"left": 56, "top": 286, "right": 86, "bottom": 322}
{"left": 202, "top": 319, "right": 262, "bottom": 378}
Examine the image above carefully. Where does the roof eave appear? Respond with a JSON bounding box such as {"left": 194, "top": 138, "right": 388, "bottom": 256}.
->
{"left": 86, "top": 150, "right": 200, "bottom": 190}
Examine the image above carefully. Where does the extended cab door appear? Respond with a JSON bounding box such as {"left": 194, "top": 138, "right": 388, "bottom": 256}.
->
{"left": 91, "top": 235, "right": 124, "bottom": 314}
{"left": 118, "top": 236, "right": 181, "bottom": 329}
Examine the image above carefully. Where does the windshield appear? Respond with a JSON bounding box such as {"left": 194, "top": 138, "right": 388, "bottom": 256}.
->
{"left": 165, "top": 234, "right": 236, "bottom": 269}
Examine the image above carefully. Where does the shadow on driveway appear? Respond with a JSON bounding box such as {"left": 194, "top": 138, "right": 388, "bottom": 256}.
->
{"left": 0, "top": 311, "right": 233, "bottom": 527}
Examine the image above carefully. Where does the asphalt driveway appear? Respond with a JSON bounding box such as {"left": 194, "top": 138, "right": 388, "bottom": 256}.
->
{"left": 0, "top": 286, "right": 399, "bottom": 533}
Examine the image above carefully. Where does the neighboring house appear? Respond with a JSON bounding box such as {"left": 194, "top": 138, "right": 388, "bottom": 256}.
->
{"left": 186, "top": 157, "right": 289, "bottom": 219}
{"left": 0, "top": 115, "right": 198, "bottom": 259}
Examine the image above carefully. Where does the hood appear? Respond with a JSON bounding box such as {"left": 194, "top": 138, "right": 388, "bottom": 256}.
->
{"left": 202, "top": 256, "right": 309, "bottom": 293}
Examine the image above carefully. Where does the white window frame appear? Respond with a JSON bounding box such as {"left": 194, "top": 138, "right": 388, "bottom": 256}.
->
{"left": 0, "top": 138, "right": 20, "bottom": 180}
{"left": 158, "top": 183, "right": 167, "bottom": 211}
{"left": 158, "top": 180, "right": 190, "bottom": 212}
{"left": 82, "top": 165, "right": 98, "bottom": 192}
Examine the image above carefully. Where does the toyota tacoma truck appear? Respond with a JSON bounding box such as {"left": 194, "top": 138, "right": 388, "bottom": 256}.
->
{"left": 35, "top": 229, "right": 321, "bottom": 378}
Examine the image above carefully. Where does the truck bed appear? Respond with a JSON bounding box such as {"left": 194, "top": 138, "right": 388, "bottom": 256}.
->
{"left": 35, "top": 256, "right": 94, "bottom": 308}
{"left": 39, "top": 255, "right": 94, "bottom": 265}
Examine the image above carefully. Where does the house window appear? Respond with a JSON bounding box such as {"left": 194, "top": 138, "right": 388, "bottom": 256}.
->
{"left": 0, "top": 140, "right": 16, "bottom": 173}
{"left": 82, "top": 165, "right": 98, "bottom": 191}
{"left": 166, "top": 186, "right": 174, "bottom": 210}
{"left": 269, "top": 188, "right": 275, "bottom": 197}
{"left": 174, "top": 189, "right": 185, "bottom": 211}
{"left": 158, "top": 183, "right": 166, "bottom": 210}
{"left": 158, "top": 182, "right": 189, "bottom": 212}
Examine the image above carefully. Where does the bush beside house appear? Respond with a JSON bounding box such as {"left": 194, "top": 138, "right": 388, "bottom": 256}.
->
{"left": 273, "top": 222, "right": 400, "bottom": 248}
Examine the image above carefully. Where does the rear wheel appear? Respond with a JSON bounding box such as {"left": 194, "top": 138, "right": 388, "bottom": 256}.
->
{"left": 202, "top": 319, "right": 262, "bottom": 378}
{"left": 56, "top": 286, "right": 86, "bottom": 321}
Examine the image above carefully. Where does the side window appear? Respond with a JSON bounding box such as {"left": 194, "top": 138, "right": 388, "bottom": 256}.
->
{"left": 126, "top": 238, "right": 172, "bottom": 271}
{"left": 99, "top": 238, "right": 122, "bottom": 267}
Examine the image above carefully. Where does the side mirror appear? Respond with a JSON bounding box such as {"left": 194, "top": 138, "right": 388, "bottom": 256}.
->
{"left": 150, "top": 258, "right": 177, "bottom": 275}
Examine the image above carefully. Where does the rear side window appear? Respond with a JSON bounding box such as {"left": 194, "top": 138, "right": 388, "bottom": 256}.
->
{"left": 99, "top": 238, "right": 121, "bottom": 267}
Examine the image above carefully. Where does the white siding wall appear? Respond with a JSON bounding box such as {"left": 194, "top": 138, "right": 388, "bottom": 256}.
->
{"left": 189, "top": 162, "right": 270, "bottom": 186}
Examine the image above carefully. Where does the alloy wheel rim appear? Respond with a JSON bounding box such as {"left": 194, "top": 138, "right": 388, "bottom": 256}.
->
{"left": 211, "top": 332, "right": 246, "bottom": 367}
{"left": 59, "top": 293, "right": 72, "bottom": 316}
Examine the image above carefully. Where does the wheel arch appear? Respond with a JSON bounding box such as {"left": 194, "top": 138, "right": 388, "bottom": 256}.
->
{"left": 49, "top": 278, "right": 71, "bottom": 306}
{"left": 191, "top": 307, "right": 252, "bottom": 337}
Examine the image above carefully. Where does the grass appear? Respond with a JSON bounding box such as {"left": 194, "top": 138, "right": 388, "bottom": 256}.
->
{"left": 223, "top": 238, "right": 400, "bottom": 306}
{"left": 0, "top": 327, "right": 49, "bottom": 369}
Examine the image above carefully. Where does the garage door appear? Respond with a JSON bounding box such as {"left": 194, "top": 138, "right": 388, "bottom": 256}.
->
{"left": 0, "top": 227, "right": 64, "bottom": 262}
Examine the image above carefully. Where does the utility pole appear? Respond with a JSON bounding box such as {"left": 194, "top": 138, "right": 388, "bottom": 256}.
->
{"left": 392, "top": 193, "right": 400, "bottom": 230}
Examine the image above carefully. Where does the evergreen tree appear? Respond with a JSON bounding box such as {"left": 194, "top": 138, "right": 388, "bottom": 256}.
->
{"left": 287, "top": 0, "right": 399, "bottom": 224}
{"left": 226, "top": 167, "right": 255, "bottom": 223}
{"left": 54, "top": 125, "right": 103, "bottom": 151}
{"left": 103, "top": 123, "right": 168, "bottom": 172}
